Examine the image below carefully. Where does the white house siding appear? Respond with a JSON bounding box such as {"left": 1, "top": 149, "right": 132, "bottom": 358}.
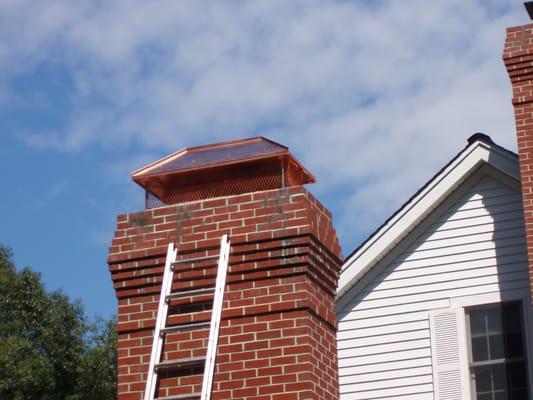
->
{"left": 337, "top": 175, "right": 529, "bottom": 399}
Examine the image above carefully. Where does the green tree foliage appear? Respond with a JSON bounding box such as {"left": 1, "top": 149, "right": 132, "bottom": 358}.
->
{"left": 0, "top": 246, "right": 116, "bottom": 400}
{"left": 75, "top": 318, "right": 117, "bottom": 400}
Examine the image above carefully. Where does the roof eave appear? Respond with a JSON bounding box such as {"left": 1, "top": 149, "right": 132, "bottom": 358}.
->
{"left": 336, "top": 139, "right": 519, "bottom": 302}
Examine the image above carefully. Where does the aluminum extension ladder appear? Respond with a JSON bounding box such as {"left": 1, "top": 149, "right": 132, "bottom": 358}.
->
{"left": 144, "top": 235, "right": 231, "bottom": 400}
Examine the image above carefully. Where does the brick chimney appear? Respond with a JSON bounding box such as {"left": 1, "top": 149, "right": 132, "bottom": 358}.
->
{"left": 503, "top": 11, "right": 533, "bottom": 303}
{"left": 108, "top": 137, "right": 342, "bottom": 400}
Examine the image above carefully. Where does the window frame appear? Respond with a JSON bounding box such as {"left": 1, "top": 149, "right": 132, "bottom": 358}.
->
{"left": 465, "top": 301, "right": 529, "bottom": 399}
{"left": 450, "top": 290, "right": 533, "bottom": 400}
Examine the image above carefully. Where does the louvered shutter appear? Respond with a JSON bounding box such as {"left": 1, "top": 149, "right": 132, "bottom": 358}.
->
{"left": 429, "top": 308, "right": 467, "bottom": 400}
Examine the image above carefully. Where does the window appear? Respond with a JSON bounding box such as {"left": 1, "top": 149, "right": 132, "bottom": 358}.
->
{"left": 467, "top": 302, "right": 529, "bottom": 400}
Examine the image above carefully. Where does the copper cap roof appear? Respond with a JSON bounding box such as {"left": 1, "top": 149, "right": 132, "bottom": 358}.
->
{"left": 132, "top": 136, "right": 315, "bottom": 206}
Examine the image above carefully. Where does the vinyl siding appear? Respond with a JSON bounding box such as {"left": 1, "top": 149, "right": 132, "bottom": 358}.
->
{"left": 337, "top": 176, "right": 528, "bottom": 399}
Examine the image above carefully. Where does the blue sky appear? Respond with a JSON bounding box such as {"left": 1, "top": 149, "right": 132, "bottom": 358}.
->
{"left": 0, "top": 0, "right": 527, "bottom": 319}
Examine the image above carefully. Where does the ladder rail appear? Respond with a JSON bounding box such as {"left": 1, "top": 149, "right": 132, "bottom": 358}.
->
{"left": 144, "top": 243, "right": 177, "bottom": 400}
{"left": 200, "top": 235, "right": 231, "bottom": 400}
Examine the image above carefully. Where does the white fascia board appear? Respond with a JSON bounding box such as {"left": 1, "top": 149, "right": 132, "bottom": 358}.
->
{"left": 337, "top": 140, "right": 519, "bottom": 301}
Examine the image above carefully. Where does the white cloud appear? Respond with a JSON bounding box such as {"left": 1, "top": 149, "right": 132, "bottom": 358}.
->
{"left": 33, "top": 179, "right": 69, "bottom": 208}
{"left": 0, "top": 0, "right": 527, "bottom": 252}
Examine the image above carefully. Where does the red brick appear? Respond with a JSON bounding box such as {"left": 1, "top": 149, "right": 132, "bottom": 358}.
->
{"left": 504, "top": 23, "right": 533, "bottom": 308}
{"left": 109, "top": 182, "right": 342, "bottom": 399}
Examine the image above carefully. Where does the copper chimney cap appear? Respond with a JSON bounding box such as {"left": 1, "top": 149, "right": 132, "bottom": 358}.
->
{"left": 132, "top": 136, "right": 315, "bottom": 207}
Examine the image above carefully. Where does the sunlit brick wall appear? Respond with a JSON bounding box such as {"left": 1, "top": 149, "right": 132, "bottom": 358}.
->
{"left": 108, "top": 186, "right": 342, "bottom": 400}
{"left": 504, "top": 23, "right": 533, "bottom": 303}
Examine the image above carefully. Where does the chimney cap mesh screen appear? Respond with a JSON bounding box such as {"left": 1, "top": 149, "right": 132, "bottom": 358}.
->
{"left": 145, "top": 170, "right": 283, "bottom": 209}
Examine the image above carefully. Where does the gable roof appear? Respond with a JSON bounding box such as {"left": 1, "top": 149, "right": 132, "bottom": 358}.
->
{"left": 337, "top": 134, "right": 520, "bottom": 302}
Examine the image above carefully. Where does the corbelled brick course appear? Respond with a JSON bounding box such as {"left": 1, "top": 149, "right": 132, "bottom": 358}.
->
{"left": 504, "top": 23, "right": 533, "bottom": 302}
{"left": 109, "top": 186, "right": 342, "bottom": 400}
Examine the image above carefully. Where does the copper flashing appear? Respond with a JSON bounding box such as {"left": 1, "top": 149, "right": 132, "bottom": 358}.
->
{"left": 132, "top": 137, "right": 315, "bottom": 207}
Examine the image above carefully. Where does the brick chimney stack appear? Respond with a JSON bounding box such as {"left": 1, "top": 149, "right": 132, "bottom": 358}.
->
{"left": 108, "top": 137, "right": 342, "bottom": 399}
{"left": 503, "top": 8, "right": 533, "bottom": 302}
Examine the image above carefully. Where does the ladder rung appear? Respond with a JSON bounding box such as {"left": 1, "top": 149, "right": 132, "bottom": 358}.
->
{"left": 154, "top": 394, "right": 200, "bottom": 400}
{"left": 172, "top": 255, "right": 219, "bottom": 265}
{"left": 160, "top": 321, "right": 210, "bottom": 335}
{"left": 166, "top": 288, "right": 215, "bottom": 301}
{"left": 155, "top": 356, "right": 206, "bottom": 371}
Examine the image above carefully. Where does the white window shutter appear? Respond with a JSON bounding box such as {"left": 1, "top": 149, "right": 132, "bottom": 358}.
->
{"left": 429, "top": 308, "right": 467, "bottom": 400}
